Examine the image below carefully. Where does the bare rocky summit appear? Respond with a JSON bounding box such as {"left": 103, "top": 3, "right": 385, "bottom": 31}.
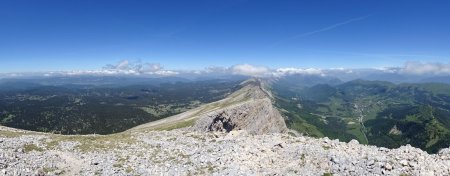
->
{"left": 191, "top": 98, "right": 287, "bottom": 134}
{"left": 190, "top": 79, "right": 288, "bottom": 134}
{"left": 1, "top": 79, "right": 450, "bottom": 175}
{"left": 1, "top": 127, "right": 450, "bottom": 176}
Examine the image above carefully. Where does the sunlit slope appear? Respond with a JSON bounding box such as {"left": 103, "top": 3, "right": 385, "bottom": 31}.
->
{"left": 129, "top": 79, "right": 288, "bottom": 134}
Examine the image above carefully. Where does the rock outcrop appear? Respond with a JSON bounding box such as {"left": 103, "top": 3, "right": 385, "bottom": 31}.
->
{"left": 190, "top": 79, "right": 287, "bottom": 134}
{"left": 190, "top": 98, "right": 287, "bottom": 134}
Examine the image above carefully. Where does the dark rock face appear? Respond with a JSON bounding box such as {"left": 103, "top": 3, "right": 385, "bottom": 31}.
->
{"left": 209, "top": 112, "right": 236, "bottom": 132}
{"left": 191, "top": 97, "right": 288, "bottom": 135}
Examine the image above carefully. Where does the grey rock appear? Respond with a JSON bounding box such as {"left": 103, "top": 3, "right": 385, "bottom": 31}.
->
{"left": 331, "top": 156, "right": 340, "bottom": 164}
{"left": 190, "top": 82, "right": 288, "bottom": 135}
{"left": 384, "top": 163, "right": 393, "bottom": 170}
{"left": 400, "top": 160, "right": 408, "bottom": 166}
{"left": 349, "top": 139, "right": 359, "bottom": 145}
{"left": 53, "top": 169, "right": 63, "bottom": 175}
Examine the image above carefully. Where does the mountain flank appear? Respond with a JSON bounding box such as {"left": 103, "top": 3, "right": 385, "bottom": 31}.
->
{"left": 131, "top": 78, "right": 288, "bottom": 134}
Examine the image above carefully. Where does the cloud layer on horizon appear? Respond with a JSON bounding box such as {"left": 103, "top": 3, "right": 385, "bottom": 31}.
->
{"left": 2, "top": 60, "right": 450, "bottom": 79}
{"left": 400, "top": 61, "right": 450, "bottom": 75}
{"left": 64, "top": 60, "right": 179, "bottom": 76}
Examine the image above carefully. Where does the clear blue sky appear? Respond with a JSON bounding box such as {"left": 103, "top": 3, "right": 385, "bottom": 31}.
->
{"left": 1, "top": 0, "right": 450, "bottom": 72}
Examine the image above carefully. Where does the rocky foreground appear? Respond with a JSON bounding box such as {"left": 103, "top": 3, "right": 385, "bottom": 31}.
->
{"left": 1, "top": 126, "right": 450, "bottom": 176}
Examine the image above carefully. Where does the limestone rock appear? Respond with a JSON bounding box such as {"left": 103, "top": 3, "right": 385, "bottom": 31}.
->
{"left": 1, "top": 127, "right": 450, "bottom": 176}
{"left": 191, "top": 98, "right": 288, "bottom": 134}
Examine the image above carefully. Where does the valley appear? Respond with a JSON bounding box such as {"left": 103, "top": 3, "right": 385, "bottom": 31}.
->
{"left": 272, "top": 77, "right": 450, "bottom": 153}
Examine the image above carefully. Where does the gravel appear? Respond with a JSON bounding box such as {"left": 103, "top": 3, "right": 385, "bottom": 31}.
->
{"left": 1, "top": 128, "right": 449, "bottom": 176}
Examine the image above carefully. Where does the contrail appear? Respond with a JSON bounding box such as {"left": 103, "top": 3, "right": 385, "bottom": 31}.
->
{"left": 270, "top": 15, "right": 371, "bottom": 47}
{"left": 294, "top": 15, "right": 370, "bottom": 38}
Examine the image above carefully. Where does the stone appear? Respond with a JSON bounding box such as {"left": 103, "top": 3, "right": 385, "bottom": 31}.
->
{"left": 384, "top": 163, "right": 393, "bottom": 170}
{"left": 349, "top": 139, "right": 359, "bottom": 145}
{"left": 400, "top": 160, "right": 408, "bottom": 166}
{"left": 53, "top": 169, "right": 63, "bottom": 175}
{"left": 331, "top": 157, "right": 340, "bottom": 164}
{"left": 409, "top": 162, "right": 417, "bottom": 168}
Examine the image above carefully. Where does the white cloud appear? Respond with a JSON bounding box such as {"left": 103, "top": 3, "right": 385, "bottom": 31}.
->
{"left": 401, "top": 61, "right": 450, "bottom": 75}
{"left": 204, "top": 66, "right": 230, "bottom": 74}
{"left": 116, "top": 60, "right": 129, "bottom": 70}
{"left": 376, "top": 67, "right": 401, "bottom": 74}
{"left": 152, "top": 70, "right": 179, "bottom": 76}
{"left": 101, "top": 60, "right": 166, "bottom": 75}
{"left": 35, "top": 60, "right": 178, "bottom": 77}
{"left": 273, "top": 68, "right": 324, "bottom": 77}
{"left": 8, "top": 73, "right": 22, "bottom": 77}
{"left": 193, "top": 64, "right": 272, "bottom": 77}
{"left": 230, "top": 64, "right": 271, "bottom": 77}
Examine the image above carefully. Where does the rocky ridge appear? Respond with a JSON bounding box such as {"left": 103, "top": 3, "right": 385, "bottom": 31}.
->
{"left": 190, "top": 79, "right": 288, "bottom": 134}
{"left": 130, "top": 78, "right": 288, "bottom": 134}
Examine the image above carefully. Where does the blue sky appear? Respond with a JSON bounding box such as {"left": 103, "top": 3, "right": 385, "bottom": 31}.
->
{"left": 1, "top": 0, "right": 450, "bottom": 73}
